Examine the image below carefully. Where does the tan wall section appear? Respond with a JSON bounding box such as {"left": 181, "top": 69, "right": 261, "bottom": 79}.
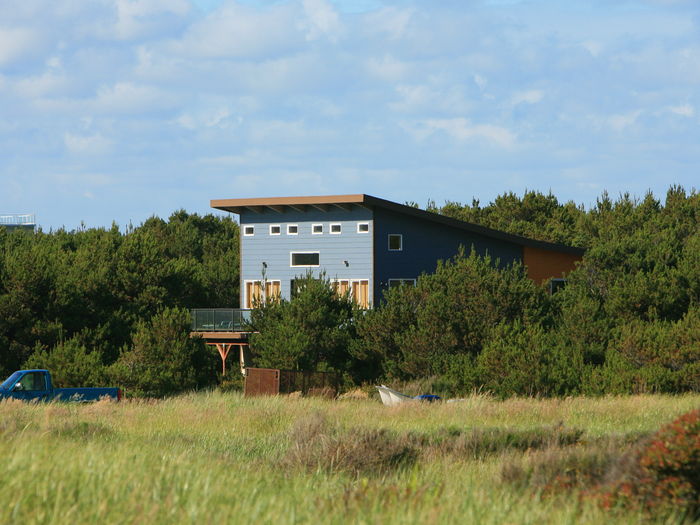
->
{"left": 523, "top": 246, "right": 582, "bottom": 284}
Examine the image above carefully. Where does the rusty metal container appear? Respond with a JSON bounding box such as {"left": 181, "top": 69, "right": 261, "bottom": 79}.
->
{"left": 244, "top": 368, "right": 280, "bottom": 396}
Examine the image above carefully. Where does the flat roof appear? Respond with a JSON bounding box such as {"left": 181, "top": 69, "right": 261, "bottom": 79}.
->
{"left": 211, "top": 194, "right": 585, "bottom": 255}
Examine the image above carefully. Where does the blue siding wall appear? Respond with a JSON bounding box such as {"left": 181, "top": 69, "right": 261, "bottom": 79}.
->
{"left": 373, "top": 207, "right": 523, "bottom": 304}
{"left": 240, "top": 207, "right": 374, "bottom": 306}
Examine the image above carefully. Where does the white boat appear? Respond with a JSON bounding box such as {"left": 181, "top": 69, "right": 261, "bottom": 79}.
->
{"left": 376, "top": 385, "right": 417, "bottom": 406}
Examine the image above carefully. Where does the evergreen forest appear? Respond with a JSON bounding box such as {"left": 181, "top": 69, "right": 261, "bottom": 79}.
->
{"left": 2, "top": 186, "right": 699, "bottom": 397}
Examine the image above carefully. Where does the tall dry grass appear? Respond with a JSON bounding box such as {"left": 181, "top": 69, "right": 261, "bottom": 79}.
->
{"left": 0, "top": 392, "right": 697, "bottom": 524}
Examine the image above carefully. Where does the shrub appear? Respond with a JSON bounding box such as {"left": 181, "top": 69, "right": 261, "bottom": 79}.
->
{"left": 353, "top": 249, "right": 551, "bottom": 382}
{"left": 284, "top": 413, "right": 418, "bottom": 475}
{"left": 600, "top": 409, "right": 700, "bottom": 517}
{"left": 476, "top": 321, "right": 584, "bottom": 397}
{"left": 585, "top": 309, "right": 700, "bottom": 395}
{"left": 110, "top": 307, "right": 216, "bottom": 397}
{"left": 423, "top": 424, "right": 584, "bottom": 459}
{"left": 248, "top": 272, "right": 357, "bottom": 373}
{"left": 501, "top": 435, "right": 639, "bottom": 493}
{"left": 24, "top": 337, "right": 107, "bottom": 388}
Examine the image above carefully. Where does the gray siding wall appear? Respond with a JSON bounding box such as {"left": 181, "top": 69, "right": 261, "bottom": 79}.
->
{"left": 240, "top": 207, "right": 374, "bottom": 306}
{"left": 373, "top": 207, "right": 523, "bottom": 304}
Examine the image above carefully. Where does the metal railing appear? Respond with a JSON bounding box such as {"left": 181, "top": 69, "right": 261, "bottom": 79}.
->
{"left": 190, "top": 309, "right": 252, "bottom": 332}
{"left": 0, "top": 214, "right": 35, "bottom": 225}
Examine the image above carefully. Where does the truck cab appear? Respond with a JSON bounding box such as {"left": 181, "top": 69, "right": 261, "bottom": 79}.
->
{"left": 0, "top": 369, "right": 53, "bottom": 401}
{"left": 0, "top": 369, "right": 121, "bottom": 402}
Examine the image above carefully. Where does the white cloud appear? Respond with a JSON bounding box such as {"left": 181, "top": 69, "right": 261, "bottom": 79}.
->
{"left": 64, "top": 133, "right": 113, "bottom": 155}
{"left": 0, "top": 27, "right": 42, "bottom": 65}
{"left": 407, "top": 118, "right": 516, "bottom": 148}
{"left": 511, "top": 90, "right": 544, "bottom": 105}
{"left": 4, "top": 0, "right": 700, "bottom": 230}
{"left": 581, "top": 40, "right": 603, "bottom": 57}
{"left": 172, "top": 3, "right": 300, "bottom": 59}
{"left": 114, "top": 0, "right": 190, "bottom": 39}
{"left": 362, "top": 7, "right": 414, "bottom": 40}
{"left": 473, "top": 74, "right": 487, "bottom": 90}
{"left": 249, "top": 120, "right": 311, "bottom": 143}
{"left": 390, "top": 83, "right": 471, "bottom": 114}
{"left": 607, "top": 110, "right": 642, "bottom": 132}
{"left": 365, "top": 54, "right": 409, "bottom": 82}
{"left": 175, "top": 106, "right": 236, "bottom": 130}
{"left": 14, "top": 72, "right": 69, "bottom": 98}
{"left": 301, "top": 0, "right": 343, "bottom": 42}
{"left": 668, "top": 104, "right": 695, "bottom": 117}
{"left": 94, "top": 82, "right": 176, "bottom": 113}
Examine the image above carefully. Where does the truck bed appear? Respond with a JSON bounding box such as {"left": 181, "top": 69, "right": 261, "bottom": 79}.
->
{"left": 53, "top": 388, "right": 121, "bottom": 402}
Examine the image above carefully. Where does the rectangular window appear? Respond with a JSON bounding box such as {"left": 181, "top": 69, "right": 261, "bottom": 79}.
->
{"left": 243, "top": 225, "right": 255, "bottom": 236}
{"left": 269, "top": 225, "right": 281, "bottom": 235}
{"left": 388, "top": 278, "right": 416, "bottom": 288}
{"left": 245, "top": 280, "right": 281, "bottom": 308}
{"left": 388, "top": 234, "right": 402, "bottom": 251}
{"left": 287, "top": 225, "right": 298, "bottom": 235}
{"left": 357, "top": 222, "right": 369, "bottom": 233}
{"left": 312, "top": 224, "right": 323, "bottom": 235}
{"left": 352, "top": 280, "right": 369, "bottom": 308}
{"left": 332, "top": 280, "right": 351, "bottom": 297}
{"left": 291, "top": 252, "right": 320, "bottom": 267}
{"left": 18, "top": 371, "right": 47, "bottom": 391}
{"left": 331, "top": 279, "right": 370, "bottom": 308}
{"left": 330, "top": 223, "right": 342, "bottom": 234}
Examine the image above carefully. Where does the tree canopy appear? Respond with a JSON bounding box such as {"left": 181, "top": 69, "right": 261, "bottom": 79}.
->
{"left": 1, "top": 186, "right": 699, "bottom": 397}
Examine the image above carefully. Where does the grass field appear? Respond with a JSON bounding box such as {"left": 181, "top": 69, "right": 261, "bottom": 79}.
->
{"left": 1, "top": 392, "right": 698, "bottom": 524}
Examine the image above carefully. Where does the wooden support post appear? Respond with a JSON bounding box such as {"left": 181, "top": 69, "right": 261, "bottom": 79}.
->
{"left": 214, "top": 343, "right": 234, "bottom": 376}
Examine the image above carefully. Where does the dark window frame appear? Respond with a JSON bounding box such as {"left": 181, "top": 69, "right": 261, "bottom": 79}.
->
{"left": 290, "top": 252, "right": 320, "bottom": 267}
{"left": 388, "top": 234, "right": 403, "bottom": 251}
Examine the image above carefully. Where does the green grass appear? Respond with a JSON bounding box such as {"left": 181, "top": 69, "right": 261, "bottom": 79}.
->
{"left": 1, "top": 392, "right": 698, "bottom": 524}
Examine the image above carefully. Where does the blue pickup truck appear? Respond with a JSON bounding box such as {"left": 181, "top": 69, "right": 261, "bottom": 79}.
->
{"left": 0, "top": 369, "right": 121, "bottom": 402}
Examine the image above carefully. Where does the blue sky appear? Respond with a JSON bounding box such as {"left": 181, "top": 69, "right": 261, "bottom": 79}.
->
{"left": 1, "top": 0, "right": 699, "bottom": 230}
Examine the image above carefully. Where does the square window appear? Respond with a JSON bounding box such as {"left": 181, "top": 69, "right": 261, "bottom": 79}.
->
{"left": 269, "top": 225, "right": 281, "bottom": 235}
{"left": 388, "top": 234, "right": 402, "bottom": 251}
{"left": 357, "top": 222, "right": 369, "bottom": 233}
{"left": 243, "top": 225, "right": 255, "bottom": 236}
{"left": 291, "top": 252, "right": 320, "bottom": 267}
{"left": 287, "top": 225, "right": 298, "bottom": 235}
{"left": 312, "top": 224, "right": 323, "bottom": 234}
{"left": 550, "top": 278, "right": 567, "bottom": 294}
{"left": 330, "top": 223, "right": 342, "bottom": 234}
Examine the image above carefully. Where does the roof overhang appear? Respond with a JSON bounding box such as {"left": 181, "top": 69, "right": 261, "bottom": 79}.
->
{"left": 211, "top": 194, "right": 370, "bottom": 215}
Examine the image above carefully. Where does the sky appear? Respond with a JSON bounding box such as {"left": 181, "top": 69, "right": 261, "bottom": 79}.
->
{"left": 1, "top": 0, "right": 699, "bottom": 230}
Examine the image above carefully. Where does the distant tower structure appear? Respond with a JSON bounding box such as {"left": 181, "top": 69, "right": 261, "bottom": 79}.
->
{"left": 0, "top": 214, "right": 36, "bottom": 233}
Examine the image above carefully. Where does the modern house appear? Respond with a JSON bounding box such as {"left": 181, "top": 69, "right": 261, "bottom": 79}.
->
{"left": 193, "top": 194, "right": 584, "bottom": 377}
{"left": 211, "top": 194, "right": 584, "bottom": 309}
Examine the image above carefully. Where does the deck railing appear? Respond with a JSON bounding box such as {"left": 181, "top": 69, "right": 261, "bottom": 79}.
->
{"left": 190, "top": 309, "right": 252, "bottom": 332}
